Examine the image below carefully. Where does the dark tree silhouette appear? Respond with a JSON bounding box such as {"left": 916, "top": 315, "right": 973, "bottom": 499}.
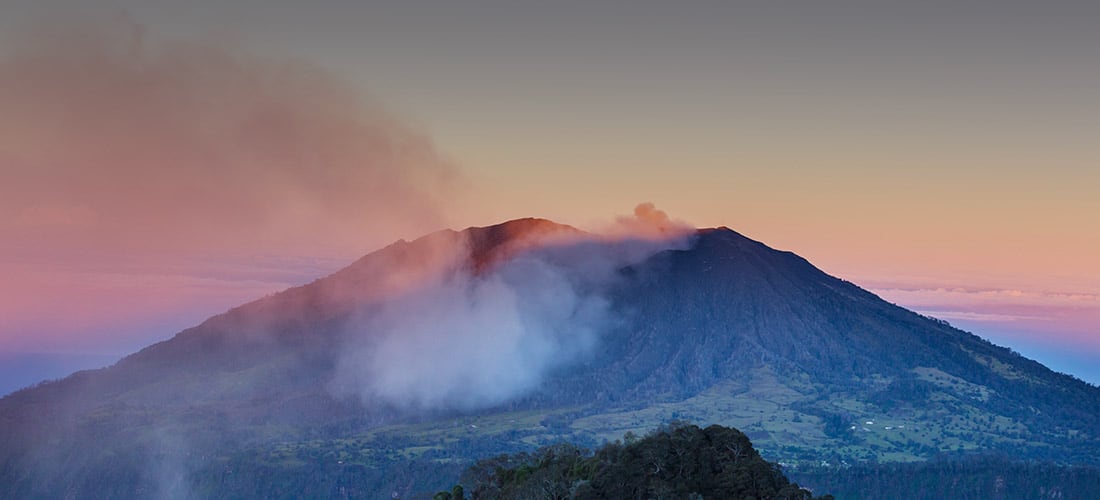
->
{"left": 457, "top": 423, "right": 831, "bottom": 499}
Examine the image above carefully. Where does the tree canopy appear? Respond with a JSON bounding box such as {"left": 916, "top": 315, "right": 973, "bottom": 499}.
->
{"left": 452, "top": 423, "right": 831, "bottom": 499}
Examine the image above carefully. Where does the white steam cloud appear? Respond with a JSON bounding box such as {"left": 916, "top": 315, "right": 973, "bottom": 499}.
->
{"left": 344, "top": 251, "right": 608, "bottom": 410}
{"left": 332, "top": 205, "right": 695, "bottom": 411}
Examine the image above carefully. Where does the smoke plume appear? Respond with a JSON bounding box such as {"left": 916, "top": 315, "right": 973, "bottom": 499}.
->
{"left": 609, "top": 202, "right": 691, "bottom": 239}
{"left": 0, "top": 14, "right": 455, "bottom": 258}
{"left": 332, "top": 204, "right": 694, "bottom": 411}
{"left": 0, "top": 15, "right": 457, "bottom": 350}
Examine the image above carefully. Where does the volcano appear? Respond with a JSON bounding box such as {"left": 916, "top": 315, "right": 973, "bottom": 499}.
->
{"left": 2, "top": 218, "right": 1098, "bottom": 498}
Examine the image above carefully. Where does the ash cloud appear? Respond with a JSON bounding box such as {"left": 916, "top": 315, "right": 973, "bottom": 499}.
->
{"left": 332, "top": 204, "right": 695, "bottom": 411}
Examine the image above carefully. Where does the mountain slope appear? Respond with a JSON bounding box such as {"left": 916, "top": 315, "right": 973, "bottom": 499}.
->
{"left": 1, "top": 218, "right": 1098, "bottom": 497}
{"left": 549, "top": 227, "right": 1100, "bottom": 463}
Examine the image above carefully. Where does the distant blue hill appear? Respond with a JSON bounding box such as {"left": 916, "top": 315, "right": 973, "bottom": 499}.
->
{"left": 0, "top": 351, "right": 119, "bottom": 397}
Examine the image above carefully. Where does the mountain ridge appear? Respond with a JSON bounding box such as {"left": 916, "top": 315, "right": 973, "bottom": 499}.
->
{"left": 2, "top": 217, "right": 1098, "bottom": 497}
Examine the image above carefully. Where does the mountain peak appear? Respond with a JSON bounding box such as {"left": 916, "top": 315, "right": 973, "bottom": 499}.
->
{"left": 462, "top": 217, "right": 582, "bottom": 247}
{"left": 460, "top": 217, "right": 583, "bottom": 272}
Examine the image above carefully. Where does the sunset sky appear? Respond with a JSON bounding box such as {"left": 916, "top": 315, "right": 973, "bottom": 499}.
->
{"left": 2, "top": 1, "right": 1098, "bottom": 386}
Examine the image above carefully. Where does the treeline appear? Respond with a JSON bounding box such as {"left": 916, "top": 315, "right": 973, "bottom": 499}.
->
{"left": 441, "top": 422, "right": 831, "bottom": 499}
{"left": 788, "top": 456, "right": 1100, "bottom": 500}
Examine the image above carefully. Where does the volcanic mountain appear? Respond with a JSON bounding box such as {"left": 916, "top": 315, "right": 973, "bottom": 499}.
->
{"left": 2, "top": 218, "right": 1098, "bottom": 497}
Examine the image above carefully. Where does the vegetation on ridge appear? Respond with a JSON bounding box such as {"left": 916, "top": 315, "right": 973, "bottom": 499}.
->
{"left": 447, "top": 422, "right": 829, "bottom": 499}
